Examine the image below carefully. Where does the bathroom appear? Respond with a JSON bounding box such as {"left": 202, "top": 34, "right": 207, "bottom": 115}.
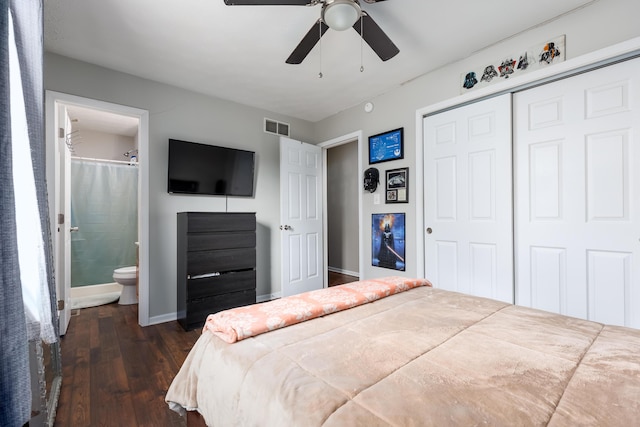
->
{"left": 66, "top": 105, "right": 140, "bottom": 309}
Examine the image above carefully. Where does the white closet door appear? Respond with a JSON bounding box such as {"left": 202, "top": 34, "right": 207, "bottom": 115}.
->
{"left": 514, "top": 58, "right": 640, "bottom": 328}
{"left": 424, "top": 94, "right": 513, "bottom": 303}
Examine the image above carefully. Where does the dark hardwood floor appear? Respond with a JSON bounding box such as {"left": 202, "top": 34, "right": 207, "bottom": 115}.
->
{"left": 55, "top": 272, "right": 358, "bottom": 426}
{"left": 54, "top": 303, "right": 200, "bottom": 427}
{"left": 328, "top": 271, "right": 359, "bottom": 287}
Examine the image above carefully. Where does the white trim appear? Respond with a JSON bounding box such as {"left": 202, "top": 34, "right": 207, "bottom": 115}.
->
{"left": 71, "top": 156, "right": 136, "bottom": 166}
{"left": 148, "top": 312, "right": 177, "bottom": 326}
{"left": 257, "top": 292, "right": 281, "bottom": 303}
{"left": 45, "top": 91, "right": 151, "bottom": 327}
{"left": 415, "top": 111, "right": 425, "bottom": 279}
{"left": 328, "top": 266, "right": 360, "bottom": 278}
{"left": 415, "top": 36, "right": 640, "bottom": 279}
{"left": 318, "top": 130, "right": 364, "bottom": 284}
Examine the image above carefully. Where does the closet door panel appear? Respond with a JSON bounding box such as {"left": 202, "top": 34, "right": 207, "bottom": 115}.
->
{"left": 530, "top": 246, "right": 566, "bottom": 314}
{"left": 424, "top": 94, "right": 513, "bottom": 303}
{"left": 585, "top": 130, "right": 628, "bottom": 220}
{"left": 529, "top": 140, "right": 562, "bottom": 220}
{"left": 587, "top": 250, "right": 631, "bottom": 326}
{"left": 514, "top": 57, "right": 640, "bottom": 328}
{"left": 435, "top": 157, "right": 457, "bottom": 220}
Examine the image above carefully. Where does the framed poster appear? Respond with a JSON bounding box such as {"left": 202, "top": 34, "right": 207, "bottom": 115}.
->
{"left": 371, "top": 213, "right": 405, "bottom": 271}
{"left": 368, "top": 128, "right": 404, "bottom": 164}
{"left": 385, "top": 167, "right": 408, "bottom": 203}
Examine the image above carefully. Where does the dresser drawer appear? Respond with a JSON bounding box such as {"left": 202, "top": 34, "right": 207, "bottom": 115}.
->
{"left": 187, "top": 270, "right": 256, "bottom": 300}
{"left": 187, "top": 248, "right": 256, "bottom": 276}
{"left": 187, "top": 231, "right": 255, "bottom": 251}
{"left": 182, "top": 212, "right": 256, "bottom": 233}
{"left": 182, "top": 289, "right": 256, "bottom": 331}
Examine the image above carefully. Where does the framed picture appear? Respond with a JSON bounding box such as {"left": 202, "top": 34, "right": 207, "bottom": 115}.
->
{"left": 368, "top": 128, "right": 404, "bottom": 164}
{"left": 385, "top": 167, "right": 408, "bottom": 203}
{"left": 371, "top": 213, "right": 405, "bottom": 271}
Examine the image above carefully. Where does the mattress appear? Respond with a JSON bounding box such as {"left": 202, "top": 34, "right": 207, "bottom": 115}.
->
{"left": 166, "top": 280, "right": 640, "bottom": 426}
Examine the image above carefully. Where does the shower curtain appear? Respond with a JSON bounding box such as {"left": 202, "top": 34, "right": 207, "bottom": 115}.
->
{"left": 70, "top": 159, "right": 138, "bottom": 287}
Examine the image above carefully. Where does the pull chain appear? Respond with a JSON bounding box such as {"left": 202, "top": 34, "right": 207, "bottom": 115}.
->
{"left": 360, "top": 16, "right": 364, "bottom": 73}
{"left": 318, "top": 21, "right": 323, "bottom": 78}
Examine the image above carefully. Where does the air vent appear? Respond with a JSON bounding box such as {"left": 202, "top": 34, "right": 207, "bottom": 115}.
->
{"left": 264, "top": 118, "right": 290, "bottom": 137}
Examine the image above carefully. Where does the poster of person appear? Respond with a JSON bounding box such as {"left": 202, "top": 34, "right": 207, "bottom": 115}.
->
{"left": 371, "top": 213, "right": 406, "bottom": 271}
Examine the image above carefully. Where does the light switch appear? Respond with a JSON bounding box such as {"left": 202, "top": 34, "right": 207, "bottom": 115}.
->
{"left": 374, "top": 194, "right": 381, "bottom": 205}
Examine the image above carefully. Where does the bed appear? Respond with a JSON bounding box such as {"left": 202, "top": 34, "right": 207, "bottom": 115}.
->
{"left": 166, "top": 276, "right": 640, "bottom": 426}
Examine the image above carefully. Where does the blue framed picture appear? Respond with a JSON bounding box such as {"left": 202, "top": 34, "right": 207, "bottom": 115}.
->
{"left": 368, "top": 128, "right": 404, "bottom": 164}
{"left": 371, "top": 213, "right": 406, "bottom": 271}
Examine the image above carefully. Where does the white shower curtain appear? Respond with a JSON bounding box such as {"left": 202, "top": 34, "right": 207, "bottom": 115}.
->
{"left": 70, "top": 159, "right": 138, "bottom": 287}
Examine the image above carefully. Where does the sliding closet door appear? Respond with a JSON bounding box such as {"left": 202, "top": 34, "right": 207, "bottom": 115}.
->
{"left": 514, "top": 57, "right": 640, "bottom": 328}
{"left": 424, "top": 94, "right": 513, "bottom": 303}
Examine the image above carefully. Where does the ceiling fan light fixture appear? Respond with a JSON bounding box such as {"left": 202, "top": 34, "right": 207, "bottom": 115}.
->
{"left": 322, "top": 0, "right": 361, "bottom": 31}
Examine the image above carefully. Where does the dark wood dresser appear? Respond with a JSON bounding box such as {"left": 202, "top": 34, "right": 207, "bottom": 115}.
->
{"left": 177, "top": 212, "right": 256, "bottom": 331}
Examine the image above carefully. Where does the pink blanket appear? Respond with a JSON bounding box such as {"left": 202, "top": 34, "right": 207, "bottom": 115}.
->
{"left": 203, "top": 276, "right": 432, "bottom": 343}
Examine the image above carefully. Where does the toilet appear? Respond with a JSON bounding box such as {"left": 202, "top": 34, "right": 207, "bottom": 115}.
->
{"left": 113, "top": 266, "right": 138, "bottom": 305}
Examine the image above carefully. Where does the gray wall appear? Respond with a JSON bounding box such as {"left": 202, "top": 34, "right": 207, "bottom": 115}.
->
{"left": 71, "top": 129, "right": 136, "bottom": 161}
{"left": 45, "top": 53, "right": 315, "bottom": 318}
{"left": 312, "top": 0, "right": 640, "bottom": 281}
{"left": 327, "top": 141, "right": 359, "bottom": 275}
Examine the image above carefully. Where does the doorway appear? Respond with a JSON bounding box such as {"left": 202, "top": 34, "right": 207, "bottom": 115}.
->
{"left": 45, "top": 91, "right": 150, "bottom": 332}
{"left": 65, "top": 105, "right": 140, "bottom": 308}
{"left": 327, "top": 140, "right": 360, "bottom": 283}
{"left": 320, "top": 131, "right": 364, "bottom": 287}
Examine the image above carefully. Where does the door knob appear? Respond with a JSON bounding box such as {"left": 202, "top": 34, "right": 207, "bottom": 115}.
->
{"left": 426, "top": 227, "right": 432, "bottom": 234}
{"left": 70, "top": 226, "right": 79, "bottom": 232}
{"left": 280, "top": 225, "right": 291, "bottom": 230}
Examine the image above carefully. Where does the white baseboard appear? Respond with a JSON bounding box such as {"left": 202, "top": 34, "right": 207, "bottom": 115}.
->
{"left": 148, "top": 281, "right": 356, "bottom": 326}
{"left": 147, "top": 294, "right": 279, "bottom": 326}
{"left": 148, "top": 311, "right": 178, "bottom": 326}
{"left": 328, "top": 266, "right": 360, "bottom": 278}
{"left": 257, "top": 292, "right": 281, "bottom": 302}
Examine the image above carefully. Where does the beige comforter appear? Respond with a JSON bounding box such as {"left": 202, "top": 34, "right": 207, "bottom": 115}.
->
{"left": 166, "top": 286, "right": 640, "bottom": 426}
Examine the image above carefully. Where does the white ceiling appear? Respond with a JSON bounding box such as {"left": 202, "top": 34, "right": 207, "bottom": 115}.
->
{"left": 45, "top": 0, "right": 594, "bottom": 125}
{"left": 66, "top": 104, "right": 139, "bottom": 137}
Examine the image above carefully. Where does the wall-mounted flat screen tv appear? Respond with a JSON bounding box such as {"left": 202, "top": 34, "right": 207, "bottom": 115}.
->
{"left": 167, "top": 139, "right": 255, "bottom": 197}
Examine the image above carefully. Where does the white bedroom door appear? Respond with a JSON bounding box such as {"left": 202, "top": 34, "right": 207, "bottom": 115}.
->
{"left": 514, "top": 57, "right": 640, "bottom": 328}
{"left": 280, "top": 137, "right": 324, "bottom": 297}
{"left": 54, "top": 102, "right": 72, "bottom": 335}
{"left": 423, "top": 94, "right": 513, "bottom": 303}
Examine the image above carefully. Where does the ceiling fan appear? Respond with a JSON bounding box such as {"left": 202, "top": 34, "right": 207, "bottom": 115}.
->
{"left": 223, "top": 0, "right": 399, "bottom": 64}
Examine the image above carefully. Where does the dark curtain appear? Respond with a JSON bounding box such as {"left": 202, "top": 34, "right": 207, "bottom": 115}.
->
{"left": 1, "top": 0, "right": 54, "bottom": 426}
{"left": 0, "top": 1, "right": 32, "bottom": 424}
{"left": 10, "top": 0, "right": 57, "bottom": 339}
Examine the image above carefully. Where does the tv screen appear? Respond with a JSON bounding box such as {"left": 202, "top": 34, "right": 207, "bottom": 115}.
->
{"left": 167, "top": 139, "right": 255, "bottom": 197}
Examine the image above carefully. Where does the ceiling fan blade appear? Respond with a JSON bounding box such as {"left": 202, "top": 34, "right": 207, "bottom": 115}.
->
{"left": 224, "top": 0, "right": 312, "bottom": 5}
{"left": 352, "top": 13, "right": 399, "bottom": 61}
{"left": 286, "top": 20, "right": 329, "bottom": 64}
